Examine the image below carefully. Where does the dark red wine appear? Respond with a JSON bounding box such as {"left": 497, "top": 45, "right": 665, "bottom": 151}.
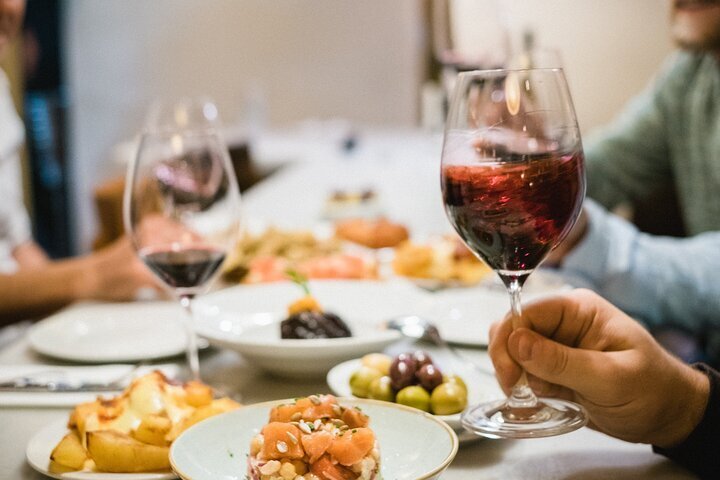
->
{"left": 141, "top": 247, "right": 225, "bottom": 290}
{"left": 442, "top": 152, "right": 584, "bottom": 275}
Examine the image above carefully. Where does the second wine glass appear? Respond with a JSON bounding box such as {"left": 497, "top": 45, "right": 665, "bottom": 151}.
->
{"left": 441, "top": 68, "right": 587, "bottom": 438}
{"left": 124, "top": 127, "right": 241, "bottom": 381}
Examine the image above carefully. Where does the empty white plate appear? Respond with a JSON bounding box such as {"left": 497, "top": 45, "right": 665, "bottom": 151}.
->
{"left": 419, "top": 271, "right": 571, "bottom": 347}
{"left": 28, "top": 302, "right": 188, "bottom": 363}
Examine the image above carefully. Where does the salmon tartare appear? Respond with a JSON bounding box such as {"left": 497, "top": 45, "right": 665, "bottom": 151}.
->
{"left": 248, "top": 395, "right": 380, "bottom": 480}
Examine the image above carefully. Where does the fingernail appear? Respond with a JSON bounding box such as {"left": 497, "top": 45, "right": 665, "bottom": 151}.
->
{"left": 516, "top": 331, "right": 534, "bottom": 362}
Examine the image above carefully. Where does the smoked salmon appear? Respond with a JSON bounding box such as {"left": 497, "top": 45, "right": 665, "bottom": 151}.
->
{"left": 248, "top": 395, "right": 380, "bottom": 480}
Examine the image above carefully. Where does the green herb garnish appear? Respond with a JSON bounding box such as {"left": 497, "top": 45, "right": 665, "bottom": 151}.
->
{"left": 286, "top": 269, "right": 310, "bottom": 295}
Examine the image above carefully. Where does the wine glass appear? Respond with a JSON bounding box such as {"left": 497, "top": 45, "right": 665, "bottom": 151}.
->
{"left": 124, "top": 124, "right": 241, "bottom": 381}
{"left": 441, "top": 68, "right": 587, "bottom": 438}
{"left": 144, "top": 96, "right": 220, "bottom": 132}
{"left": 431, "top": 0, "right": 510, "bottom": 107}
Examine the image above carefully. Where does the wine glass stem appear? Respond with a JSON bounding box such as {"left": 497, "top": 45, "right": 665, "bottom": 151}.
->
{"left": 506, "top": 278, "right": 538, "bottom": 409}
{"left": 179, "top": 294, "right": 201, "bottom": 381}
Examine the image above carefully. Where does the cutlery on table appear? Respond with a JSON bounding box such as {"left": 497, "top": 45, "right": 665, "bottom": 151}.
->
{"left": 0, "top": 364, "right": 144, "bottom": 392}
{"left": 383, "top": 315, "right": 495, "bottom": 378}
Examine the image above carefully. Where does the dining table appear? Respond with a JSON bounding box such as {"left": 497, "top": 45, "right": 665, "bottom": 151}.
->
{"left": 0, "top": 125, "right": 698, "bottom": 479}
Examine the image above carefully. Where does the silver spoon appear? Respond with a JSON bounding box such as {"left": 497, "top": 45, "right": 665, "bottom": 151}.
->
{"left": 382, "top": 315, "right": 495, "bottom": 377}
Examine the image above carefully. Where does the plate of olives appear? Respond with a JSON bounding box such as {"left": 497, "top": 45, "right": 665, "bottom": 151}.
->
{"left": 327, "top": 351, "right": 486, "bottom": 432}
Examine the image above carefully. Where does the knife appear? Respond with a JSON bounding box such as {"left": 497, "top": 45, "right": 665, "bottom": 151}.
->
{"left": 0, "top": 379, "right": 124, "bottom": 393}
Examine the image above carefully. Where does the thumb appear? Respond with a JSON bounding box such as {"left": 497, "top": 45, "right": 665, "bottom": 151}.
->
{"left": 508, "top": 327, "right": 609, "bottom": 396}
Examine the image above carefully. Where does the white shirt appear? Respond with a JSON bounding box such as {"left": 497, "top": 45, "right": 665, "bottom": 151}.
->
{"left": 0, "top": 69, "right": 30, "bottom": 273}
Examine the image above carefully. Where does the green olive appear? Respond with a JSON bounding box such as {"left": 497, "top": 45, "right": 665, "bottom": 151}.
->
{"left": 430, "top": 382, "right": 468, "bottom": 415}
{"left": 361, "top": 353, "right": 393, "bottom": 376}
{"left": 443, "top": 374, "right": 468, "bottom": 393}
{"left": 368, "top": 376, "right": 394, "bottom": 402}
{"left": 396, "top": 385, "right": 431, "bottom": 412}
{"left": 349, "top": 366, "right": 383, "bottom": 398}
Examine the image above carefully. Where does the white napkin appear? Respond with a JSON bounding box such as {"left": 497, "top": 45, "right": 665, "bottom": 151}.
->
{"left": 0, "top": 363, "right": 180, "bottom": 408}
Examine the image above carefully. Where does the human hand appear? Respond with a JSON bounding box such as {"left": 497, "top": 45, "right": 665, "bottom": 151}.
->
{"left": 80, "top": 236, "right": 164, "bottom": 302}
{"left": 489, "top": 289, "right": 709, "bottom": 447}
{"left": 545, "top": 207, "right": 588, "bottom": 266}
{"left": 134, "top": 214, "right": 204, "bottom": 247}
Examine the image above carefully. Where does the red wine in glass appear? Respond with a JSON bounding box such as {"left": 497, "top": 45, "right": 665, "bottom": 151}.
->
{"left": 442, "top": 150, "right": 584, "bottom": 281}
{"left": 440, "top": 68, "right": 588, "bottom": 438}
{"left": 125, "top": 126, "right": 241, "bottom": 382}
{"left": 140, "top": 246, "right": 226, "bottom": 291}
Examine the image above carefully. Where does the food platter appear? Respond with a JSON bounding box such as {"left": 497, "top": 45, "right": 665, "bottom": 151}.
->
{"left": 326, "top": 358, "right": 499, "bottom": 433}
{"left": 26, "top": 419, "right": 176, "bottom": 480}
{"left": 170, "top": 398, "right": 458, "bottom": 480}
{"left": 25, "top": 371, "right": 239, "bottom": 479}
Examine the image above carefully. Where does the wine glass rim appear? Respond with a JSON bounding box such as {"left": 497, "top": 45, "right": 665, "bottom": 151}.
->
{"left": 458, "top": 67, "right": 564, "bottom": 78}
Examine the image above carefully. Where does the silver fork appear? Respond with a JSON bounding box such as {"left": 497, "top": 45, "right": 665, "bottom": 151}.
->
{"left": 382, "top": 315, "right": 496, "bottom": 378}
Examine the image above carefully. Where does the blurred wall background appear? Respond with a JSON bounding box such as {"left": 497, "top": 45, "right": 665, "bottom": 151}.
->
{"left": 500, "top": 0, "right": 673, "bottom": 135}
{"left": 62, "top": 0, "right": 673, "bottom": 251}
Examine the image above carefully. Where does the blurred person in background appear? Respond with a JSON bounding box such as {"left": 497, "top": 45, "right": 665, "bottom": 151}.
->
{"left": 0, "top": 0, "right": 159, "bottom": 325}
{"left": 489, "top": 289, "right": 719, "bottom": 479}
{"left": 547, "top": 0, "right": 720, "bottom": 365}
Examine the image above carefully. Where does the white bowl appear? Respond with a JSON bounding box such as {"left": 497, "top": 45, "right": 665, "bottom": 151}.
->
{"left": 193, "top": 281, "right": 428, "bottom": 377}
{"left": 170, "top": 398, "right": 458, "bottom": 480}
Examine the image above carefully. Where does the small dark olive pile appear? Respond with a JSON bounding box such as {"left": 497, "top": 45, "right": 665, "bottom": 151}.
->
{"left": 280, "top": 311, "right": 352, "bottom": 339}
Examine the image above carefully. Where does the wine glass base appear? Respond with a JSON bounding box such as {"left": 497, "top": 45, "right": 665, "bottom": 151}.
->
{"left": 461, "top": 397, "right": 588, "bottom": 439}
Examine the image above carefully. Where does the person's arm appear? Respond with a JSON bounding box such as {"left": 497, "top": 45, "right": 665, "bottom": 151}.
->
{"left": 0, "top": 237, "right": 162, "bottom": 325}
{"left": 583, "top": 54, "right": 693, "bottom": 210}
{"left": 489, "top": 290, "right": 716, "bottom": 477}
{"left": 12, "top": 240, "right": 49, "bottom": 270}
{"left": 555, "top": 199, "right": 720, "bottom": 331}
{"left": 654, "top": 364, "right": 720, "bottom": 479}
{"left": 0, "top": 256, "right": 93, "bottom": 324}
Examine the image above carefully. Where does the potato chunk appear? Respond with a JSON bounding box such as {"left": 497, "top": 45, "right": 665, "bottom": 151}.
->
{"left": 183, "top": 381, "right": 213, "bottom": 407}
{"left": 166, "top": 397, "right": 241, "bottom": 441}
{"left": 50, "top": 430, "right": 88, "bottom": 470}
{"left": 131, "top": 414, "right": 172, "bottom": 447}
{"left": 87, "top": 430, "right": 170, "bottom": 473}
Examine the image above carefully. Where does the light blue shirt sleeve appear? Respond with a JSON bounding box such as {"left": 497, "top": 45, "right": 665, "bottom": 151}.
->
{"left": 559, "top": 199, "right": 720, "bottom": 331}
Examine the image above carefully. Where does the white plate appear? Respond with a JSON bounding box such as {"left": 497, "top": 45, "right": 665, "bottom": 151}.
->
{"left": 193, "top": 280, "right": 428, "bottom": 377}
{"left": 26, "top": 419, "right": 176, "bottom": 480}
{"left": 170, "top": 398, "right": 458, "bottom": 480}
{"left": 419, "top": 271, "right": 571, "bottom": 347}
{"left": 326, "top": 358, "right": 497, "bottom": 433}
{"left": 28, "top": 302, "right": 187, "bottom": 363}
